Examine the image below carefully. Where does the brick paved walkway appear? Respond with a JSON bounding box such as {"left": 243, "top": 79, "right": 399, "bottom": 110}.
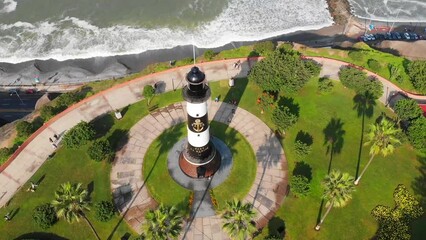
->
{"left": 111, "top": 101, "right": 288, "bottom": 239}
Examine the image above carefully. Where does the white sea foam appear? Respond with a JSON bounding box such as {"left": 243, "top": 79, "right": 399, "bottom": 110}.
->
{"left": 348, "top": 0, "right": 426, "bottom": 22}
{"left": 0, "top": 0, "right": 17, "bottom": 13}
{"left": 0, "top": 0, "right": 333, "bottom": 63}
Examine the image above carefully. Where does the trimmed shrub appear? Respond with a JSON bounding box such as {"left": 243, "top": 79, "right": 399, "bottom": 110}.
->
{"left": 95, "top": 200, "right": 115, "bottom": 222}
{"left": 290, "top": 175, "right": 310, "bottom": 197}
{"left": 32, "top": 203, "right": 58, "bottom": 229}
{"left": 62, "top": 121, "right": 96, "bottom": 148}
{"left": 318, "top": 77, "right": 334, "bottom": 93}
{"left": 16, "top": 121, "right": 34, "bottom": 138}
{"left": 272, "top": 106, "right": 298, "bottom": 133}
{"left": 88, "top": 139, "right": 113, "bottom": 162}
{"left": 294, "top": 140, "right": 312, "bottom": 160}
{"left": 203, "top": 50, "right": 216, "bottom": 60}
{"left": 338, "top": 67, "right": 383, "bottom": 99}
{"left": 303, "top": 59, "right": 321, "bottom": 77}
{"left": 407, "top": 117, "right": 426, "bottom": 151}
{"left": 348, "top": 51, "right": 364, "bottom": 61}
{"left": 367, "top": 59, "right": 381, "bottom": 72}
{"left": 253, "top": 41, "right": 275, "bottom": 56}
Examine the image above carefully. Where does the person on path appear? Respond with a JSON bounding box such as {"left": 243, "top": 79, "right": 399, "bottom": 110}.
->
{"left": 4, "top": 212, "right": 11, "bottom": 221}
{"left": 49, "top": 138, "right": 53, "bottom": 143}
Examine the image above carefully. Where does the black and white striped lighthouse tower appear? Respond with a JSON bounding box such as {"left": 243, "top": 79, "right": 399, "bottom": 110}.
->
{"left": 179, "top": 66, "right": 221, "bottom": 178}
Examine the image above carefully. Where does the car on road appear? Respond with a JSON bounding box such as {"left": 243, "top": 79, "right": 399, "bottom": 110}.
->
{"left": 25, "top": 89, "right": 37, "bottom": 94}
{"left": 8, "top": 89, "right": 20, "bottom": 96}
{"left": 395, "top": 32, "right": 402, "bottom": 40}
{"left": 404, "top": 32, "right": 411, "bottom": 40}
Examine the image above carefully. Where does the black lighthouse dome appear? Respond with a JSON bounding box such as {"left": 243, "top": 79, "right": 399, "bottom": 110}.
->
{"left": 182, "top": 66, "right": 211, "bottom": 103}
{"left": 186, "top": 66, "right": 205, "bottom": 85}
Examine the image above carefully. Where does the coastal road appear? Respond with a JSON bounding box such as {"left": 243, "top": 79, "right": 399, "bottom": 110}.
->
{"left": 0, "top": 92, "right": 44, "bottom": 125}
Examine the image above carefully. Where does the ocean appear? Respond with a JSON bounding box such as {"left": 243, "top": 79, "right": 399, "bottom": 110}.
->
{"left": 0, "top": 0, "right": 424, "bottom": 64}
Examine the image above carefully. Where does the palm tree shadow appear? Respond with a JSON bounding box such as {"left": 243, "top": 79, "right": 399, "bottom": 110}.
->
{"left": 323, "top": 118, "right": 345, "bottom": 174}
{"left": 353, "top": 92, "right": 376, "bottom": 178}
{"left": 316, "top": 199, "right": 325, "bottom": 225}
{"left": 107, "top": 124, "right": 183, "bottom": 240}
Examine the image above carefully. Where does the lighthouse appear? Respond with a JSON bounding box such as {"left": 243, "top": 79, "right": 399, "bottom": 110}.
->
{"left": 179, "top": 66, "right": 221, "bottom": 178}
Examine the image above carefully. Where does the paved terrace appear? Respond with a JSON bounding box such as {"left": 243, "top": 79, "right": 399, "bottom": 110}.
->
{"left": 1, "top": 56, "right": 425, "bottom": 238}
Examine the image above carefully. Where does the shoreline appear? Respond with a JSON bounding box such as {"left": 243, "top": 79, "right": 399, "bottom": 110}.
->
{"left": 1, "top": 1, "right": 426, "bottom": 89}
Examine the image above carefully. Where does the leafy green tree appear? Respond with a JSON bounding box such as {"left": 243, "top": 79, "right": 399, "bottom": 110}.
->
{"left": 253, "top": 41, "right": 275, "bottom": 56}
{"left": 364, "top": 77, "right": 384, "bottom": 99}
{"left": 16, "top": 120, "right": 34, "bottom": 138}
{"left": 339, "top": 66, "right": 368, "bottom": 91}
{"left": 406, "top": 60, "right": 426, "bottom": 93}
{"left": 407, "top": 117, "right": 426, "bottom": 151}
{"left": 62, "top": 121, "right": 96, "bottom": 148}
{"left": 88, "top": 139, "right": 113, "bottom": 162}
{"left": 95, "top": 200, "right": 115, "bottom": 222}
{"left": 142, "top": 85, "right": 155, "bottom": 105}
{"left": 56, "top": 92, "right": 81, "bottom": 108}
{"left": 368, "top": 59, "right": 381, "bottom": 72}
{"left": 394, "top": 98, "right": 423, "bottom": 122}
{"left": 290, "top": 175, "right": 310, "bottom": 197}
{"left": 272, "top": 106, "right": 298, "bottom": 133}
{"left": 354, "top": 118, "right": 400, "bottom": 185}
{"left": 348, "top": 51, "right": 364, "bottom": 61}
{"left": 303, "top": 59, "right": 321, "bottom": 77}
{"left": 318, "top": 77, "right": 334, "bottom": 93}
{"left": 294, "top": 140, "right": 312, "bottom": 160}
{"left": 249, "top": 48, "right": 316, "bottom": 93}
{"left": 40, "top": 105, "right": 59, "bottom": 121}
{"left": 338, "top": 67, "right": 383, "bottom": 99}
{"left": 222, "top": 199, "right": 257, "bottom": 240}
{"left": 203, "top": 50, "right": 216, "bottom": 60}
{"left": 0, "top": 147, "right": 11, "bottom": 164}
{"left": 142, "top": 204, "right": 183, "bottom": 240}
{"left": 371, "top": 184, "right": 423, "bottom": 240}
{"left": 52, "top": 182, "right": 100, "bottom": 240}
{"left": 315, "top": 170, "right": 355, "bottom": 230}
{"left": 32, "top": 203, "right": 58, "bottom": 229}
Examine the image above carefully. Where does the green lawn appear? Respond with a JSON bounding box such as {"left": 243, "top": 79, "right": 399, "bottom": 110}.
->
{"left": 209, "top": 78, "right": 424, "bottom": 239}
{"left": 142, "top": 121, "right": 257, "bottom": 213}
{"left": 0, "top": 90, "right": 183, "bottom": 240}
{"left": 298, "top": 42, "right": 418, "bottom": 93}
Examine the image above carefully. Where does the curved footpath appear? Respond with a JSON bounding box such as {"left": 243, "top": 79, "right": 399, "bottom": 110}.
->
{"left": 112, "top": 101, "right": 287, "bottom": 238}
{"left": 0, "top": 56, "right": 425, "bottom": 238}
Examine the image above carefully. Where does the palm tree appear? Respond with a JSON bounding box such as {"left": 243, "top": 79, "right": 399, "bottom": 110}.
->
{"left": 354, "top": 118, "right": 400, "bottom": 185}
{"left": 142, "top": 204, "right": 183, "bottom": 240}
{"left": 222, "top": 199, "right": 257, "bottom": 240}
{"left": 51, "top": 182, "right": 100, "bottom": 240}
{"left": 315, "top": 170, "right": 355, "bottom": 231}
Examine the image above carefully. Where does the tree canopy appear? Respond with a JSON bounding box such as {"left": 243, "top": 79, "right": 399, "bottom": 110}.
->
{"left": 371, "top": 184, "right": 423, "bottom": 240}
{"left": 407, "top": 117, "right": 426, "bottom": 152}
{"left": 248, "top": 48, "right": 320, "bottom": 93}
{"left": 62, "top": 121, "right": 96, "bottom": 148}
{"left": 394, "top": 98, "right": 423, "bottom": 122}
{"left": 338, "top": 67, "right": 383, "bottom": 99}
{"left": 407, "top": 60, "right": 426, "bottom": 93}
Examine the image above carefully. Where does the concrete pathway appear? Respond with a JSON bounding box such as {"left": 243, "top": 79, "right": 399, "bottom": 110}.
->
{"left": 110, "top": 101, "right": 288, "bottom": 239}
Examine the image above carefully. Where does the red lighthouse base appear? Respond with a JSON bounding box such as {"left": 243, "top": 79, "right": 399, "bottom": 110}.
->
{"left": 179, "top": 151, "right": 221, "bottom": 178}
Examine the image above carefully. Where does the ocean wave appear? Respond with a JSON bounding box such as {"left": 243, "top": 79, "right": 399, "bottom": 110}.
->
{"left": 0, "top": 0, "right": 17, "bottom": 13}
{"left": 348, "top": 0, "right": 426, "bottom": 22}
{"left": 0, "top": 0, "right": 333, "bottom": 63}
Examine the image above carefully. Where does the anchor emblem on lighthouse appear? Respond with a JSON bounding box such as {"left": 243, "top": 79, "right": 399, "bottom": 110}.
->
{"left": 192, "top": 119, "right": 204, "bottom": 132}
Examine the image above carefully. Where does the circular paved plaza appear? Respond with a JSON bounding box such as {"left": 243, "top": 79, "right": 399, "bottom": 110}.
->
{"left": 111, "top": 100, "right": 288, "bottom": 239}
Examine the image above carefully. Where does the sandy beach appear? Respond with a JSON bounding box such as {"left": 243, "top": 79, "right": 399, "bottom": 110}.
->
{"left": 0, "top": 0, "right": 425, "bottom": 90}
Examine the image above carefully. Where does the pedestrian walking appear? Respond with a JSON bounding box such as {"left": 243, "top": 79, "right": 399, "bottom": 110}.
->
{"left": 30, "top": 181, "right": 38, "bottom": 192}
{"left": 49, "top": 137, "right": 53, "bottom": 143}
{"left": 52, "top": 143, "right": 57, "bottom": 149}
{"left": 53, "top": 134, "right": 58, "bottom": 140}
